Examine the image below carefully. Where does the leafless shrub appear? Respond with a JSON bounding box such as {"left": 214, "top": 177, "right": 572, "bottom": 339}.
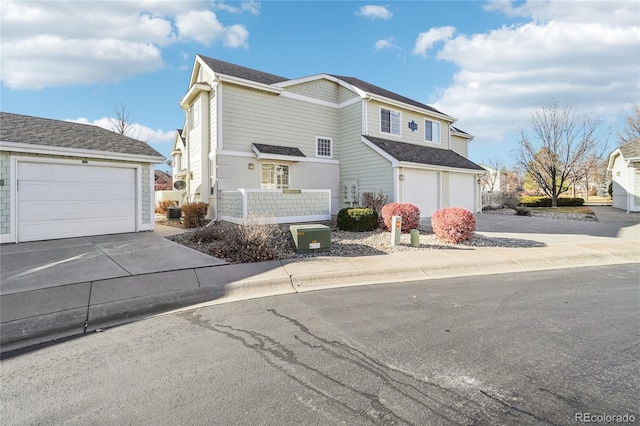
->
{"left": 213, "top": 216, "right": 285, "bottom": 263}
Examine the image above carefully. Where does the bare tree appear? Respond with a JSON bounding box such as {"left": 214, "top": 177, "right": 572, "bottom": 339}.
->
{"left": 479, "top": 156, "right": 505, "bottom": 192}
{"left": 514, "top": 99, "right": 608, "bottom": 207}
{"left": 619, "top": 103, "right": 640, "bottom": 145}
{"left": 108, "top": 103, "right": 141, "bottom": 140}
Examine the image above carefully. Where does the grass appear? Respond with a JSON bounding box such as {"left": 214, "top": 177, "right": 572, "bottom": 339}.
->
{"left": 529, "top": 206, "right": 595, "bottom": 214}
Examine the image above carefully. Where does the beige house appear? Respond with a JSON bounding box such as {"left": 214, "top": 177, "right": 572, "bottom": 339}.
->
{"left": 609, "top": 139, "right": 640, "bottom": 212}
{"left": 171, "top": 55, "right": 484, "bottom": 223}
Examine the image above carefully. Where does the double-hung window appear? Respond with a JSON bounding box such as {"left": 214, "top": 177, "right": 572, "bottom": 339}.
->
{"left": 190, "top": 98, "right": 200, "bottom": 130}
{"left": 261, "top": 163, "right": 290, "bottom": 189}
{"left": 381, "top": 108, "right": 401, "bottom": 136}
{"left": 316, "top": 137, "right": 332, "bottom": 158}
{"left": 425, "top": 119, "right": 440, "bottom": 143}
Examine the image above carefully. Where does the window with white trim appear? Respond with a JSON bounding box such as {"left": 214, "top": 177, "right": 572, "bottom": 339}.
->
{"left": 381, "top": 108, "right": 401, "bottom": 136}
{"left": 425, "top": 119, "right": 440, "bottom": 143}
{"left": 316, "top": 137, "right": 332, "bottom": 158}
{"left": 261, "top": 163, "right": 290, "bottom": 189}
{"left": 189, "top": 98, "right": 200, "bottom": 130}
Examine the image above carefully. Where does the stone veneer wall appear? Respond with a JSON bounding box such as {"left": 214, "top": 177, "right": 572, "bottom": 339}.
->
{"left": 0, "top": 152, "right": 10, "bottom": 235}
{"left": 141, "top": 163, "right": 151, "bottom": 225}
{"left": 220, "top": 191, "right": 244, "bottom": 218}
{"left": 246, "top": 190, "right": 330, "bottom": 217}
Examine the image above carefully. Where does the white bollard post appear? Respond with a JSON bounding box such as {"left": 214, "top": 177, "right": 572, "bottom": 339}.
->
{"left": 391, "top": 215, "right": 402, "bottom": 246}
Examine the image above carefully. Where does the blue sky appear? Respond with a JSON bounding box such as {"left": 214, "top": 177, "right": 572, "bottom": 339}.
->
{"left": 2, "top": 0, "right": 639, "bottom": 171}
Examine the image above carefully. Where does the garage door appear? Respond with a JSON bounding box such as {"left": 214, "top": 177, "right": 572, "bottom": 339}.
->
{"left": 449, "top": 173, "right": 476, "bottom": 213}
{"left": 18, "top": 162, "right": 136, "bottom": 242}
{"left": 404, "top": 169, "right": 439, "bottom": 217}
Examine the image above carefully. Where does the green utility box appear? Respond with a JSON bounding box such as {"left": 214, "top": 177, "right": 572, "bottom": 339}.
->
{"left": 290, "top": 224, "right": 331, "bottom": 254}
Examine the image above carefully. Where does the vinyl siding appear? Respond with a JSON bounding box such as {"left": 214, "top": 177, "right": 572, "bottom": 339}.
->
{"left": 222, "top": 83, "right": 339, "bottom": 157}
{"left": 339, "top": 101, "right": 394, "bottom": 207}
{"left": 366, "top": 100, "right": 450, "bottom": 149}
{"left": 450, "top": 135, "right": 469, "bottom": 157}
{"left": 188, "top": 122, "right": 202, "bottom": 198}
{"left": 284, "top": 79, "right": 341, "bottom": 104}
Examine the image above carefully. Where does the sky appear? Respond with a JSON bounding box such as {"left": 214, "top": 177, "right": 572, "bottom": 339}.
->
{"left": 1, "top": 0, "right": 639, "bottom": 171}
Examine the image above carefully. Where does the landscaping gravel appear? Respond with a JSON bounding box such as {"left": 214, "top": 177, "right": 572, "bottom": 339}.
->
{"left": 160, "top": 207, "right": 597, "bottom": 263}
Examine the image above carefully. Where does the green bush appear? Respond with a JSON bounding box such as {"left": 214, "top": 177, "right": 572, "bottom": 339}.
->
{"left": 337, "top": 208, "right": 378, "bottom": 232}
{"left": 520, "top": 196, "right": 584, "bottom": 207}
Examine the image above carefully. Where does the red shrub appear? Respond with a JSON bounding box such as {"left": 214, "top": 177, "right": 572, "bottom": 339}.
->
{"left": 381, "top": 203, "right": 421, "bottom": 233}
{"left": 431, "top": 207, "right": 476, "bottom": 244}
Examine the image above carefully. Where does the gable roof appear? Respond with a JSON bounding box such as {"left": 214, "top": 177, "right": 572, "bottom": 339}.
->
{"left": 196, "top": 55, "right": 450, "bottom": 120}
{"left": 331, "top": 75, "right": 446, "bottom": 117}
{"left": 363, "top": 135, "right": 484, "bottom": 171}
{"left": 0, "top": 112, "right": 163, "bottom": 161}
{"left": 197, "top": 55, "right": 288, "bottom": 85}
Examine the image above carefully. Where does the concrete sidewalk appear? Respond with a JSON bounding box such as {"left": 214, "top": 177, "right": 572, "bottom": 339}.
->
{"left": 2, "top": 210, "right": 639, "bottom": 354}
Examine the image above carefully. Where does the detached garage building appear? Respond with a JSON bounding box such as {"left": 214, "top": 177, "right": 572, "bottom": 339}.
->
{"left": 0, "top": 112, "right": 165, "bottom": 243}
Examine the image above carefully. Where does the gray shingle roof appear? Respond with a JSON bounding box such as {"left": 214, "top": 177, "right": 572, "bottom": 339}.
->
{"left": 253, "top": 143, "right": 306, "bottom": 158}
{"left": 451, "top": 126, "right": 471, "bottom": 136}
{"left": 198, "top": 55, "right": 288, "bottom": 85}
{"left": 196, "top": 55, "right": 448, "bottom": 118}
{"left": 619, "top": 138, "right": 640, "bottom": 158}
{"left": 363, "top": 136, "right": 484, "bottom": 171}
{"left": 331, "top": 75, "right": 448, "bottom": 117}
{"left": 0, "top": 112, "right": 163, "bottom": 159}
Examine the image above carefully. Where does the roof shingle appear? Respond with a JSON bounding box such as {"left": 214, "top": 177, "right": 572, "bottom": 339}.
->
{"left": 198, "top": 55, "right": 289, "bottom": 85}
{"left": 363, "top": 135, "right": 484, "bottom": 171}
{"left": 253, "top": 143, "right": 306, "bottom": 158}
{"left": 619, "top": 138, "right": 640, "bottom": 158}
{"left": 0, "top": 112, "right": 163, "bottom": 159}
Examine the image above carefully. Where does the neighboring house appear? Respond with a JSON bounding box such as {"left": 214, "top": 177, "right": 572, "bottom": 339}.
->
{"left": 174, "top": 55, "right": 485, "bottom": 223}
{"left": 608, "top": 138, "right": 640, "bottom": 212}
{"left": 0, "top": 112, "right": 165, "bottom": 243}
{"left": 479, "top": 165, "right": 507, "bottom": 192}
{"left": 154, "top": 170, "right": 173, "bottom": 191}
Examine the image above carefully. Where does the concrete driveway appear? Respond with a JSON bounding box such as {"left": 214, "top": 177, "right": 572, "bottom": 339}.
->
{"left": 474, "top": 206, "right": 640, "bottom": 243}
{"left": 1, "top": 231, "right": 226, "bottom": 295}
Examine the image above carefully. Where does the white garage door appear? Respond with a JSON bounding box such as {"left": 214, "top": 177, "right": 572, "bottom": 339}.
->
{"left": 18, "top": 162, "right": 137, "bottom": 242}
{"left": 449, "top": 173, "right": 476, "bottom": 213}
{"left": 404, "top": 169, "right": 440, "bottom": 217}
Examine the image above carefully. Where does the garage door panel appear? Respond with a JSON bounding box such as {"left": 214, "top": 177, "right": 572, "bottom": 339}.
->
{"left": 18, "top": 202, "right": 54, "bottom": 221}
{"left": 20, "top": 163, "right": 53, "bottom": 180}
{"left": 110, "top": 184, "right": 136, "bottom": 199}
{"left": 19, "top": 182, "right": 53, "bottom": 200}
{"left": 18, "top": 162, "right": 137, "bottom": 242}
{"left": 449, "top": 173, "right": 476, "bottom": 212}
{"left": 404, "top": 169, "right": 439, "bottom": 217}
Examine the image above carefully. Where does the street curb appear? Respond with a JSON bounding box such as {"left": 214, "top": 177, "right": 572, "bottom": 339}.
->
{"left": 2, "top": 250, "right": 638, "bottom": 355}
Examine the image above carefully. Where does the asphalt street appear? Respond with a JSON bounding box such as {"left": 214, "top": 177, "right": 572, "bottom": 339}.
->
{"left": 1, "top": 264, "right": 639, "bottom": 425}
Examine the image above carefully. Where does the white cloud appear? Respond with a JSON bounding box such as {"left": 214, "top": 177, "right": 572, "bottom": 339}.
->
{"left": 423, "top": 1, "right": 640, "bottom": 150}
{"left": 356, "top": 5, "right": 393, "bottom": 20}
{"left": 0, "top": 0, "right": 251, "bottom": 90}
{"left": 175, "top": 10, "right": 248, "bottom": 48}
{"left": 375, "top": 37, "right": 398, "bottom": 51}
{"left": 213, "top": 0, "right": 261, "bottom": 16}
{"left": 66, "top": 117, "right": 175, "bottom": 144}
{"left": 412, "top": 26, "right": 455, "bottom": 57}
